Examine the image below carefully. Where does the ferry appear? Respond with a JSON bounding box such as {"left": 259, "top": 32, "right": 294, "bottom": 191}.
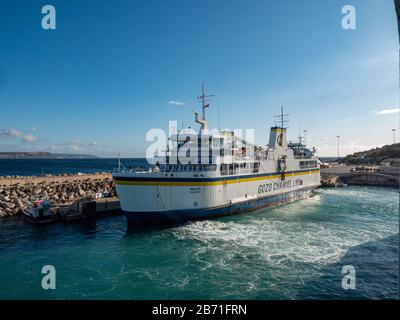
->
{"left": 113, "top": 84, "right": 321, "bottom": 226}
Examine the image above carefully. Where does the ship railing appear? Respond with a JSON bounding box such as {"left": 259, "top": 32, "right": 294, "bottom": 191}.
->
{"left": 113, "top": 166, "right": 149, "bottom": 174}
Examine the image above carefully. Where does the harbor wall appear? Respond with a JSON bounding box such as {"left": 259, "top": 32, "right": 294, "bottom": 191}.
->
{"left": 0, "top": 173, "right": 111, "bottom": 187}
{"left": 0, "top": 173, "right": 114, "bottom": 217}
{"left": 321, "top": 167, "right": 399, "bottom": 188}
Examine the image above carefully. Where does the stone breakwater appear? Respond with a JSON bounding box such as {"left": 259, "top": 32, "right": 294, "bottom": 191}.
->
{"left": 320, "top": 169, "right": 399, "bottom": 188}
{"left": 0, "top": 173, "right": 114, "bottom": 217}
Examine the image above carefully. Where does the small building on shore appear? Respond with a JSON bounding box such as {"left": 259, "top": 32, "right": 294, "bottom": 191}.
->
{"left": 352, "top": 166, "right": 380, "bottom": 173}
{"left": 381, "top": 158, "right": 400, "bottom": 167}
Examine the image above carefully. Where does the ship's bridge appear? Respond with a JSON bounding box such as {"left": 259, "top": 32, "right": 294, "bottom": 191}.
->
{"left": 164, "top": 129, "right": 261, "bottom": 167}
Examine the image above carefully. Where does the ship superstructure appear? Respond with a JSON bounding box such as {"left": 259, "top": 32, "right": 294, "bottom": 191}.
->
{"left": 113, "top": 84, "right": 320, "bottom": 225}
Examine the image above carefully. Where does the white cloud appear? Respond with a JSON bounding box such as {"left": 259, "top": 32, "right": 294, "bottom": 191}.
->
{"left": 21, "top": 135, "right": 38, "bottom": 143}
{"left": 316, "top": 142, "right": 384, "bottom": 157}
{"left": 0, "top": 128, "right": 23, "bottom": 138}
{"left": 358, "top": 52, "right": 398, "bottom": 68}
{"left": 53, "top": 140, "right": 100, "bottom": 152}
{"left": 360, "top": 57, "right": 380, "bottom": 66}
{"left": 0, "top": 128, "right": 38, "bottom": 143}
{"left": 375, "top": 108, "right": 400, "bottom": 115}
{"left": 168, "top": 100, "right": 186, "bottom": 106}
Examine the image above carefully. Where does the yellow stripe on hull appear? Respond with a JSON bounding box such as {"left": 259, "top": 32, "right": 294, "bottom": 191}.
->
{"left": 114, "top": 169, "right": 320, "bottom": 187}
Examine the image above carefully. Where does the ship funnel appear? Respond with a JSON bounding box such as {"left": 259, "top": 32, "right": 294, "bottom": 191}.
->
{"left": 268, "top": 126, "right": 288, "bottom": 149}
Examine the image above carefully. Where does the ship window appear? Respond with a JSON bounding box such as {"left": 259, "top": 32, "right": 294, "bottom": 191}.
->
{"left": 229, "top": 164, "right": 234, "bottom": 175}
{"left": 253, "top": 162, "right": 259, "bottom": 173}
{"left": 189, "top": 165, "right": 193, "bottom": 171}
{"left": 204, "top": 164, "right": 216, "bottom": 171}
{"left": 299, "top": 160, "right": 317, "bottom": 169}
{"left": 220, "top": 164, "right": 228, "bottom": 175}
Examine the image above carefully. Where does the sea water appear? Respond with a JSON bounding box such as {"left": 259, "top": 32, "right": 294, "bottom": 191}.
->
{"left": 0, "top": 184, "right": 398, "bottom": 299}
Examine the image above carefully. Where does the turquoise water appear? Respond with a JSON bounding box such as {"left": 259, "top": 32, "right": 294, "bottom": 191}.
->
{"left": 0, "top": 186, "right": 398, "bottom": 299}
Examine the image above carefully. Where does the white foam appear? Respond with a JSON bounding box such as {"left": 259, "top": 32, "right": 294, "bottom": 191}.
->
{"left": 171, "top": 192, "right": 398, "bottom": 275}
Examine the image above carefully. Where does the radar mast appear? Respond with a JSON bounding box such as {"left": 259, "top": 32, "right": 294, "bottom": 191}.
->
{"left": 195, "top": 82, "right": 214, "bottom": 131}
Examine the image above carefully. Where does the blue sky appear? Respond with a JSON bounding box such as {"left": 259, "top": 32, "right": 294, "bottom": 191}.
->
{"left": 0, "top": 0, "right": 398, "bottom": 157}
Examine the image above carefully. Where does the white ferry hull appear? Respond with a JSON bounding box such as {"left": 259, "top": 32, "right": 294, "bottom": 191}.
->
{"left": 113, "top": 168, "right": 320, "bottom": 226}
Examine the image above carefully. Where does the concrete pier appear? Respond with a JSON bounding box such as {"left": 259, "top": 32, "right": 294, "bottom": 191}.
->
{"left": 321, "top": 166, "right": 399, "bottom": 188}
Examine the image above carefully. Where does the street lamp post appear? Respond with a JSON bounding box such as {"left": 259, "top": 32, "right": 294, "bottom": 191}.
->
{"left": 392, "top": 129, "right": 396, "bottom": 144}
{"left": 336, "top": 136, "right": 340, "bottom": 160}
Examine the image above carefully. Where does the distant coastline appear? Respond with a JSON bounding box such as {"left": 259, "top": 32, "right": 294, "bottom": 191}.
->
{"left": 0, "top": 152, "right": 99, "bottom": 159}
{"left": 0, "top": 158, "right": 148, "bottom": 177}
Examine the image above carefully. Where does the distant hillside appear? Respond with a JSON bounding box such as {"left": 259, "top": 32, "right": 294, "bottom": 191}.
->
{"left": 0, "top": 152, "right": 99, "bottom": 159}
{"left": 339, "top": 143, "right": 400, "bottom": 164}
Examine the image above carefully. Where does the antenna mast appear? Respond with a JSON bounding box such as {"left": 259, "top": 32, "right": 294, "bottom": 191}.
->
{"left": 274, "top": 106, "right": 289, "bottom": 129}
{"left": 195, "top": 82, "right": 214, "bottom": 131}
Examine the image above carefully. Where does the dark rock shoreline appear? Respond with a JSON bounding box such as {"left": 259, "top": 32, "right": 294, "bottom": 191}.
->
{"left": 0, "top": 173, "right": 114, "bottom": 217}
